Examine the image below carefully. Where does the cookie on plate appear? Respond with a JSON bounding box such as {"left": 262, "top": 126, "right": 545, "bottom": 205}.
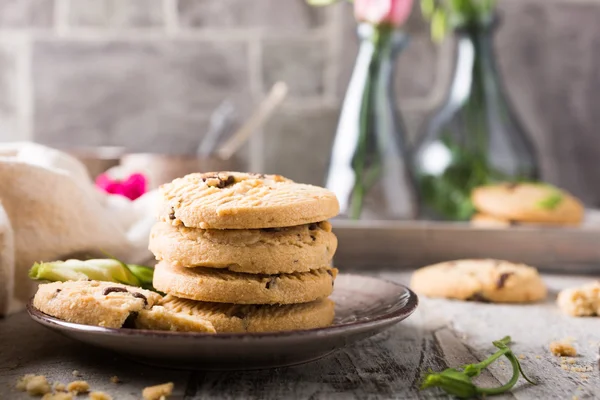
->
{"left": 557, "top": 281, "right": 600, "bottom": 317}
{"left": 157, "top": 172, "right": 340, "bottom": 229}
{"left": 471, "top": 183, "right": 584, "bottom": 226}
{"left": 149, "top": 221, "right": 337, "bottom": 274}
{"left": 136, "top": 305, "right": 216, "bottom": 333}
{"left": 153, "top": 261, "right": 337, "bottom": 305}
{"left": 410, "top": 259, "right": 547, "bottom": 303}
{"left": 135, "top": 295, "right": 335, "bottom": 333}
{"left": 33, "top": 280, "right": 162, "bottom": 328}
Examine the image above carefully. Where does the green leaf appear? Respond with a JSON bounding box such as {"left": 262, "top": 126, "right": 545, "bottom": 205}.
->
{"left": 421, "top": 0, "right": 436, "bottom": 19}
{"left": 421, "top": 368, "right": 479, "bottom": 398}
{"left": 30, "top": 259, "right": 142, "bottom": 286}
{"left": 420, "top": 336, "right": 535, "bottom": 398}
{"left": 537, "top": 192, "right": 563, "bottom": 210}
{"left": 421, "top": 0, "right": 498, "bottom": 40}
{"left": 431, "top": 8, "right": 448, "bottom": 42}
{"left": 29, "top": 258, "right": 158, "bottom": 292}
{"left": 126, "top": 264, "right": 155, "bottom": 290}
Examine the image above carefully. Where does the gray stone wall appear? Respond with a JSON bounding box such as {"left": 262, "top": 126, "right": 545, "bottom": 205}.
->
{"left": 1, "top": 0, "right": 600, "bottom": 204}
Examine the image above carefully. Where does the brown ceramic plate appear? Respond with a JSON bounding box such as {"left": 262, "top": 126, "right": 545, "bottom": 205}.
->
{"left": 27, "top": 274, "right": 418, "bottom": 370}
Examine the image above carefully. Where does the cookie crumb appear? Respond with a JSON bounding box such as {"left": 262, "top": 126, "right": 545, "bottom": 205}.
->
{"left": 54, "top": 382, "right": 67, "bottom": 392}
{"left": 42, "top": 393, "right": 73, "bottom": 400}
{"left": 67, "top": 380, "right": 90, "bottom": 394}
{"left": 535, "top": 355, "right": 542, "bottom": 359}
{"left": 15, "top": 374, "right": 35, "bottom": 391}
{"left": 72, "top": 370, "right": 81, "bottom": 377}
{"left": 550, "top": 341, "right": 577, "bottom": 357}
{"left": 89, "top": 391, "right": 113, "bottom": 400}
{"left": 110, "top": 376, "right": 120, "bottom": 384}
{"left": 142, "top": 382, "right": 174, "bottom": 400}
{"left": 518, "top": 354, "right": 526, "bottom": 359}
{"left": 17, "top": 375, "right": 51, "bottom": 395}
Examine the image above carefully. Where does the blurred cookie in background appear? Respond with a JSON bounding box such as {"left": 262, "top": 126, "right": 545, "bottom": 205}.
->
{"left": 410, "top": 259, "right": 547, "bottom": 303}
{"left": 470, "top": 182, "right": 584, "bottom": 227}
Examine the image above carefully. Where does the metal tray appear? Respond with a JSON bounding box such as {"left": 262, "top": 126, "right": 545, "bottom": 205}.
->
{"left": 332, "top": 217, "right": 600, "bottom": 274}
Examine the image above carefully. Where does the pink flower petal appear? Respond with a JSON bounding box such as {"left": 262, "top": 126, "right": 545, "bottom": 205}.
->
{"left": 95, "top": 172, "right": 148, "bottom": 201}
{"left": 354, "top": 0, "right": 413, "bottom": 27}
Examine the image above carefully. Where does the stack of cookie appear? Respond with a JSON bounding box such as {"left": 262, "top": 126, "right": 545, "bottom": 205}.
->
{"left": 144, "top": 172, "right": 340, "bottom": 333}
{"left": 470, "top": 182, "right": 584, "bottom": 228}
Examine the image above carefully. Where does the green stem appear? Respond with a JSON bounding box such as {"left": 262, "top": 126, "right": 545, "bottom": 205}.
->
{"left": 470, "top": 349, "right": 507, "bottom": 372}
{"left": 350, "top": 184, "right": 365, "bottom": 219}
{"left": 349, "top": 28, "right": 388, "bottom": 219}
{"left": 477, "top": 353, "right": 521, "bottom": 395}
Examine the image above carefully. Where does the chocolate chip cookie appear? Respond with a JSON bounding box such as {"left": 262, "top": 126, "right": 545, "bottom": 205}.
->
{"left": 153, "top": 261, "right": 337, "bottom": 305}
{"left": 33, "top": 280, "right": 162, "bottom": 328}
{"left": 410, "top": 259, "right": 547, "bottom": 303}
{"left": 149, "top": 221, "right": 337, "bottom": 274}
{"left": 472, "top": 183, "right": 584, "bottom": 226}
{"left": 136, "top": 294, "right": 335, "bottom": 333}
{"left": 157, "top": 172, "right": 340, "bottom": 229}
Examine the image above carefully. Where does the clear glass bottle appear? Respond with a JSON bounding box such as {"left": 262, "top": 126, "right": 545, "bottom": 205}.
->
{"left": 326, "top": 24, "right": 418, "bottom": 220}
{"left": 412, "top": 17, "right": 539, "bottom": 220}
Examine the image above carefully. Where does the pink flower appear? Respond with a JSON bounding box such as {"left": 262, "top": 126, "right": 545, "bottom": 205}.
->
{"left": 354, "top": 0, "right": 414, "bottom": 27}
{"left": 95, "top": 172, "right": 147, "bottom": 201}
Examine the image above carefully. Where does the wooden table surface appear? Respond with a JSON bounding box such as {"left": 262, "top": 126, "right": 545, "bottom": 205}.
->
{"left": 1, "top": 271, "right": 599, "bottom": 399}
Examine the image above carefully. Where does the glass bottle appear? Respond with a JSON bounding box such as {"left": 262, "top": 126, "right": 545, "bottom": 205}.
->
{"left": 412, "top": 17, "right": 539, "bottom": 220}
{"left": 326, "top": 23, "right": 418, "bottom": 220}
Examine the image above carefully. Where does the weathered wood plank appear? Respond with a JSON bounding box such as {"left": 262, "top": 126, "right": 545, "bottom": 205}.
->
{"left": 0, "top": 312, "right": 192, "bottom": 399}
{"left": 379, "top": 272, "right": 600, "bottom": 400}
{"left": 1, "top": 272, "right": 598, "bottom": 399}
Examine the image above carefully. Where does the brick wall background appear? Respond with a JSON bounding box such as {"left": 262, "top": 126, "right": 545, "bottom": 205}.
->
{"left": 2, "top": 0, "right": 600, "bottom": 205}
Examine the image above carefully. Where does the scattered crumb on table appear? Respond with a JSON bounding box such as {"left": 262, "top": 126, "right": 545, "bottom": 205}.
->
{"left": 42, "top": 393, "right": 73, "bottom": 400}
{"left": 66, "top": 380, "right": 90, "bottom": 394}
{"left": 142, "top": 382, "right": 174, "bottom": 400}
{"left": 89, "top": 391, "right": 113, "bottom": 400}
{"left": 54, "top": 382, "right": 67, "bottom": 392}
{"left": 72, "top": 370, "right": 81, "bottom": 377}
{"left": 16, "top": 374, "right": 51, "bottom": 396}
{"left": 550, "top": 341, "right": 577, "bottom": 357}
{"left": 110, "top": 376, "right": 120, "bottom": 384}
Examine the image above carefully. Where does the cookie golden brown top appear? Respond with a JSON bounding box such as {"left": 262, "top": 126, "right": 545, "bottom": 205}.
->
{"left": 158, "top": 172, "right": 340, "bottom": 229}
{"left": 472, "top": 182, "right": 584, "bottom": 226}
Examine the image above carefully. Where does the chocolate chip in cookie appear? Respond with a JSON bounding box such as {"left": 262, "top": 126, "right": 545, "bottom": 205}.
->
{"left": 132, "top": 292, "right": 148, "bottom": 306}
{"left": 265, "top": 277, "right": 277, "bottom": 290}
{"left": 467, "top": 292, "right": 490, "bottom": 303}
{"left": 202, "top": 174, "right": 236, "bottom": 189}
{"left": 496, "top": 272, "right": 514, "bottom": 289}
{"left": 103, "top": 287, "right": 129, "bottom": 295}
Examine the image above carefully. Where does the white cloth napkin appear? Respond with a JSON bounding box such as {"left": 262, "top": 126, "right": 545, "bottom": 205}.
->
{"left": 0, "top": 142, "right": 156, "bottom": 316}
